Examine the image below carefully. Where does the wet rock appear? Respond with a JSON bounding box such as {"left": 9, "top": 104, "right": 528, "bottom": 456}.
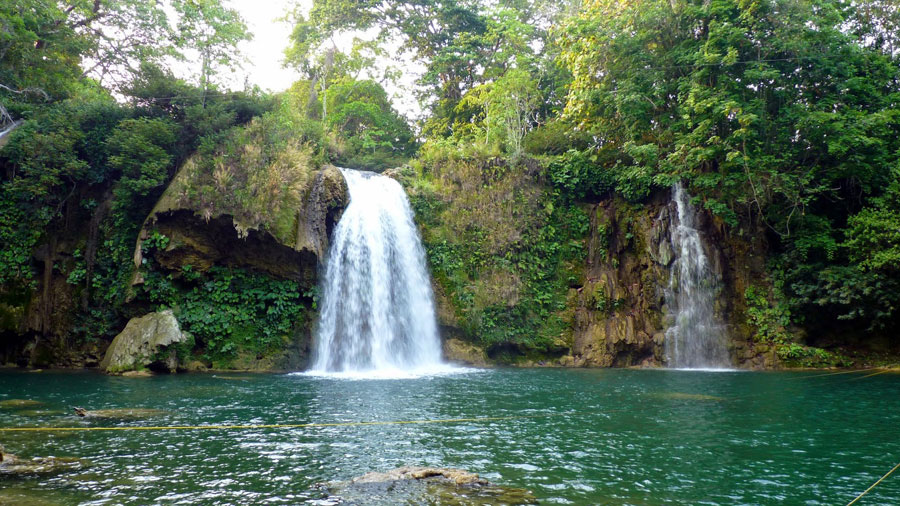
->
{"left": 99, "top": 309, "right": 185, "bottom": 374}
{"left": 322, "top": 466, "right": 537, "bottom": 505}
{"left": 121, "top": 370, "right": 152, "bottom": 377}
{"left": 185, "top": 360, "right": 208, "bottom": 372}
{"left": 72, "top": 407, "right": 166, "bottom": 419}
{"left": 443, "top": 338, "right": 489, "bottom": 367}
{"left": 0, "top": 446, "right": 88, "bottom": 476}
{"left": 296, "top": 165, "right": 349, "bottom": 260}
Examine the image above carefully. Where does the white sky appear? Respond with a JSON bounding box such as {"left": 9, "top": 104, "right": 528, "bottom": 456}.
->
{"left": 229, "top": 0, "right": 307, "bottom": 93}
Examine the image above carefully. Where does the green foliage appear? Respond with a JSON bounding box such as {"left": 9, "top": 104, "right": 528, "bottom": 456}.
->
{"left": 844, "top": 168, "right": 900, "bottom": 273}
{"left": 547, "top": 149, "right": 613, "bottom": 202}
{"left": 107, "top": 117, "right": 177, "bottom": 225}
{"left": 324, "top": 78, "right": 417, "bottom": 170}
{"left": 524, "top": 119, "right": 591, "bottom": 156}
{"left": 141, "top": 265, "right": 308, "bottom": 362}
{"left": 775, "top": 342, "right": 849, "bottom": 368}
{"left": 744, "top": 285, "right": 792, "bottom": 345}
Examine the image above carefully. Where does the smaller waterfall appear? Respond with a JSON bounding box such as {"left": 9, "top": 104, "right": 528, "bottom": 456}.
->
{"left": 664, "top": 182, "right": 731, "bottom": 369}
{"left": 309, "top": 168, "right": 447, "bottom": 377}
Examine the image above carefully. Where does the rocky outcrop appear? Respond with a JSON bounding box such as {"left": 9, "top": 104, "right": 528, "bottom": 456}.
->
{"left": 133, "top": 165, "right": 348, "bottom": 282}
{"left": 567, "top": 194, "right": 671, "bottom": 367}
{"left": 99, "top": 310, "right": 186, "bottom": 374}
{"left": 296, "top": 166, "right": 349, "bottom": 259}
{"left": 443, "top": 338, "right": 489, "bottom": 366}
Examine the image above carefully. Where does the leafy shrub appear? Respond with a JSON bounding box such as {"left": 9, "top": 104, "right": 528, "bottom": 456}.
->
{"left": 142, "top": 265, "right": 309, "bottom": 363}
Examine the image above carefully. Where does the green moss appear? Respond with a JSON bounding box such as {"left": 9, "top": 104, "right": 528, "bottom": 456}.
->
{"left": 160, "top": 99, "right": 321, "bottom": 246}
{"left": 403, "top": 146, "right": 590, "bottom": 356}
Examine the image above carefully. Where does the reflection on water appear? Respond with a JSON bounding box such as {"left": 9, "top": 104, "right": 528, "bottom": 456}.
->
{"left": 0, "top": 369, "right": 898, "bottom": 504}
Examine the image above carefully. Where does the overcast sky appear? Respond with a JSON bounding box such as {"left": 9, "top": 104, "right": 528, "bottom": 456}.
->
{"left": 229, "top": 0, "right": 306, "bottom": 93}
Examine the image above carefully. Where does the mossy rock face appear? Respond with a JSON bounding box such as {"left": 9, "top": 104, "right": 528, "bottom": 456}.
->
{"left": 135, "top": 165, "right": 348, "bottom": 284}
{"left": 443, "top": 338, "right": 489, "bottom": 367}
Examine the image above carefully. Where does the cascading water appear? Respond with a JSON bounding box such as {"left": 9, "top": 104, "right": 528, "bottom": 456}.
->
{"left": 664, "top": 182, "right": 731, "bottom": 369}
{"left": 309, "top": 168, "right": 446, "bottom": 376}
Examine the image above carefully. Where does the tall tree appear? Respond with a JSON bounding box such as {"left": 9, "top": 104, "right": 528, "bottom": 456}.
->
{"left": 173, "top": 0, "right": 252, "bottom": 106}
{"left": 0, "top": 0, "right": 174, "bottom": 125}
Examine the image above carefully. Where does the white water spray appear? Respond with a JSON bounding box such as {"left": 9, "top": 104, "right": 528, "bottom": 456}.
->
{"left": 308, "top": 169, "right": 447, "bottom": 376}
{"left": 664, "top": 182, "right": 731, "bottom": 369}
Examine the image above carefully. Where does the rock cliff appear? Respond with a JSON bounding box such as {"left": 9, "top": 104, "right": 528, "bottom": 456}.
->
{"left": 564, "top": 191, "right": 774, "bottom": 368}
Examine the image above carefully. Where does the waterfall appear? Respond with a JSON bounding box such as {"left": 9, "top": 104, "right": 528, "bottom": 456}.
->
{"left": 664, "top": 182, "right": 731, "bottom": 369}
{"left": 308, "top": 168, "right": 446, "bottom": 376}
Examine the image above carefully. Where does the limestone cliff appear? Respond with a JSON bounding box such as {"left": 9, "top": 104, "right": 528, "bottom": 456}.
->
{"left": 132, "top": 163, "right": 348, "bottom": 283}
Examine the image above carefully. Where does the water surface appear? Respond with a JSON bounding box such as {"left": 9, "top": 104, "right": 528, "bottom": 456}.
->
{"left": 1, "top": 368, "right": 898, "bottom": 504}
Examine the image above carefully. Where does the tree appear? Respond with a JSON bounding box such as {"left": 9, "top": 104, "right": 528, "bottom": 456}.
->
{"left": 325, "top": 78, "right": 417, "bottom": 170}
{"left": 285, "top": 1, "right": 551, "bottom": 136}
{"left": 172, "top": 0, "right": 252, "bottom": 106}
{"left": 0, "top": 0, "right": 174, "bottom": 124}
{"left": 485, "top": 68, "right": 540, "bottom": 159}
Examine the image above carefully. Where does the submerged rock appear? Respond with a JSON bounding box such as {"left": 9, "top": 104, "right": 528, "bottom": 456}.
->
{"left": 99, "top": 310, "right": 185, "bottom": 374}
{"left": 655, "top": 392, "right": 725, "bottom": 402}
{"left": 72, "top": 407, "right": 166, "bottom": 419}
{"left": 321, "top": 466, "right": 537, "bottom": 505}
{"left": 0, "top": 446, "right": 88, "bottom": 476}
{"left": 0, "top": 399, "right": 43, "bottom": 409}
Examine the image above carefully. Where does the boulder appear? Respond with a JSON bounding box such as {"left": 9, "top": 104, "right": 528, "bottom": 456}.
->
{"left": 99, "top": 310, "right": 185, "bottom": 374}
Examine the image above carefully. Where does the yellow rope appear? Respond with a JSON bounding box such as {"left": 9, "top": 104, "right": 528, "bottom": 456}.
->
{"left": 0, "top": 412, "right": 570, "bottom": 433}
{"left": 847, "top": 460, "right": 900, "bottom": 505}
{"left": 852, "top": 369, "right": 892, "bottom": 380}
{"left": 787, "top": 368, "right": 878, "bottom": 380}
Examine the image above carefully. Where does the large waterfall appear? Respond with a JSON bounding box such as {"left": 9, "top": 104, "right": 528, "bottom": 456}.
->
{"left": 664, "top": 182, "right": 732, "bottom": 369}
{"left": 308, "top": 168, "right": 446, "bottom": 376}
